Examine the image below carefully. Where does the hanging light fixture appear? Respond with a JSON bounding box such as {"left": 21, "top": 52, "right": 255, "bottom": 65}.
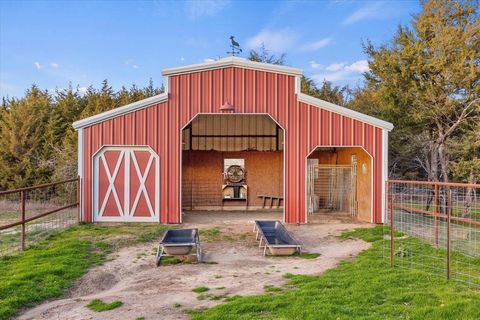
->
{"left": 220, "top": 101, "right": 235, "bottom": 113}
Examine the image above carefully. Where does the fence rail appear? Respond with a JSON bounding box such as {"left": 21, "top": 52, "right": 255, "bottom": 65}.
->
{"left": 387, "top": 180, "right": 480, "bottom": 288}
{"left": 0, "top": 177, "right": 80, "bottom": 255}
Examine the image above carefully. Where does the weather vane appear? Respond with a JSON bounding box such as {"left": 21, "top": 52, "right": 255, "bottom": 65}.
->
{"left": 227, "top": 36, "right": 242, "bottom": 56}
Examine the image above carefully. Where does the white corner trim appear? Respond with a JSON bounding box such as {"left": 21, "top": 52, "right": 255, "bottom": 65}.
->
{"left": 164, "top": 75, "right": 170, "bottom": 95}
{"left": 77, "top": 128, "right": 84, "bottom": 221}
{"left": 77, "top": 128, "right": 84, "bottom": 178}
{"left": 162, "top": 56, "right": 303, "bottom": 77}
{"left": 72, "top": 93, "right": 168, "bottom": 129}
{"left": 297, "top": 93, "right": 394, "bottom": 131}
{"left": 381, "top": 129, "right": 389, "bottom": 223}
{"left": 295, "top": 76, "right": 302, "bottom": 95}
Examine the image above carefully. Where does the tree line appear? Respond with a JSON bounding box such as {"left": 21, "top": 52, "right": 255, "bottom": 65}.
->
{"left": 0, "top": 81, "right": 163, "bottom": 189}
{"left": 0, "top": 0, "right": 478, "bottom": 191}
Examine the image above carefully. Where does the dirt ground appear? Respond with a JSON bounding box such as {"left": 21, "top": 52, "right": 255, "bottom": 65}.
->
{"left": 19, "top": 212, "right": 372, "bottom": 320}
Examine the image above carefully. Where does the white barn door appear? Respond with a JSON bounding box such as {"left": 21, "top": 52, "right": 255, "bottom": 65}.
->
{"left": 93, "top": 146, "right": 159, "bottom": 222}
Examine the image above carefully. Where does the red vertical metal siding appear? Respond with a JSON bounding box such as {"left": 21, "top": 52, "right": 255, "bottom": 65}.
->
{"left": 82, "top": 67, "right": 384, "bottom": 224}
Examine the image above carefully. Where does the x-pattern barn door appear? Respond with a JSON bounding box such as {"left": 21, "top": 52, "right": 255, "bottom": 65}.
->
{"left": 93, "top": 146, "right": 160, "bottom": 222}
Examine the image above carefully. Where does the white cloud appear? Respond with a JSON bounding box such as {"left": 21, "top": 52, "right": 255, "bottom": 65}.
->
{"left": 50, "top": 62, "right": 59, "bottom": 68}
{"left": 344, "top": 60, "right": 369, "bottom": 73}
{"left": 78, "top": 86, "right": 88, "bottom": 93}
{"left": 246, "top": 29, "right": 297, "bottom": 53}
{"left": 343, "top": 2, "right": 384, "bottom": 26}
{"left": 34, "top": 62, "right": 43, "bottom": 69}
{"left": 300, "top": 37, "right": 332, "bottom": 51}
{"left": 203, "top": 58, "right": 215, "bottom": 62}
{"left": 310, "top": 59, "right": 370, "bottom": 83}
{"left": 186, "top": 0, "right": 229, "bottom": 20}
{"left": 180, "top": 57, "right": 185, "bottom": 61}
{"left": 309, "top": 60, "right": 323, "bottom": 69}
{"left": 325, "top": 62, "right": 345, "bottom": 72}
{"left": 311, "top": 71, "right": 350, "bottom": 83}
{"left": 125, "top": 59, "right": 140, "bottom": 69}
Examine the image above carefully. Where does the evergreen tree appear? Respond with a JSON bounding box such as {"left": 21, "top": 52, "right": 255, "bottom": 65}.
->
{"left": 248, "top": 43, "right": 286, "bottom": 65}
{"left": 79, "top": 80, "right": 115, "bottom": 119}
{"left": 0, "top": 86, "right": 53, "bottom": 189}
{"left": 0, "top": 79, "right": 163, "bottom": 189}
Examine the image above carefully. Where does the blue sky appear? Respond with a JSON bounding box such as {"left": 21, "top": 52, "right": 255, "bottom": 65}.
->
{"left": 0, "top": 0, "right": 420, "bottom": 99}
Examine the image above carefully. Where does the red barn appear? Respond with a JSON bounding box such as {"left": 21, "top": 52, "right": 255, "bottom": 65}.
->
{"left": 73, "top": 57, "right": 393, "bottom": 224}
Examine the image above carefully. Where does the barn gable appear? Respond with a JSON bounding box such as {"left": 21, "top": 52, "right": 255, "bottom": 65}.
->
{"left": 73, "top": 57, "right": 392, "bottom": 131}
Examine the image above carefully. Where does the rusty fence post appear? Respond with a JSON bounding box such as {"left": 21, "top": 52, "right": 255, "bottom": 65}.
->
{"left": 20, "top": 190, "right": 26, "bottom": 251}
{"left": 447, "top": 188, "right": 452, "bottom": 280}
{"left": 434, "top": 184, "right": 439, "bottom": 247}
{"left": 389, "top": 183, "right": 395, "bottom": 268}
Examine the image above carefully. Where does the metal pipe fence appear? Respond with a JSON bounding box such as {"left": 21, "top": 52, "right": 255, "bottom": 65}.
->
{"left": 386, "top": 180, "right": 480, "bottom": 288}
{"left": 0, "top": 177, "right": 80, "bottom": 256}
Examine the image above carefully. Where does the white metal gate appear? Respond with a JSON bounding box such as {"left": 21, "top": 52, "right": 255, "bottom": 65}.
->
{"left": 307, "top": 163, "right": 357, "bottom": 217}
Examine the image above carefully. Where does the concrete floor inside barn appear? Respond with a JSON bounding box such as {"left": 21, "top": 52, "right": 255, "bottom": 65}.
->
{"left": 20, "top": 212, "right": 373, "bottom": 320}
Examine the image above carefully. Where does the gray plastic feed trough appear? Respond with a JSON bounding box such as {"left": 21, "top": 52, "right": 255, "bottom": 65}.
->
{"left": 155, "top": 229, "right": 202, "bottom": 266}
{"left": 254, "top": 220, "right": 301, "bottom": 256}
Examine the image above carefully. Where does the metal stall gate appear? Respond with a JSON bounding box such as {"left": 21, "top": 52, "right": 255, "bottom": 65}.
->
{"left": 307, "top": 163, "right": 357, "bottom": 217}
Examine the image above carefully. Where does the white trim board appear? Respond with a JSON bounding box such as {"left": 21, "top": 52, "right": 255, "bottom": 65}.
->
{"left": 77, "top": 128, "right": 84, "bottom": 221}
{"left": 381, "top": 129, "right": 389, "bottom": 223}
{"left": 72, "top": 93, "right": 168, "bottom": 129}
{"left": 298, "top": 93, "right": 393, "bottom": 131}
{"left": 163, "top": 56, "right": 303, "bottom": 76}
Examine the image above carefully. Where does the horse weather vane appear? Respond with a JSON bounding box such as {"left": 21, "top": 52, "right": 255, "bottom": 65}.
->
{"left": 227, "top": 36, "right": 242, "bottom": 56}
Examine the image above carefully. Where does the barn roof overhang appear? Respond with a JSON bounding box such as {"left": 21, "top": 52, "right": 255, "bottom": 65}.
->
{"left": 297, "top": 93, "right": 394, "bottom": 131}
{"left": 72, "top": 57, "right": 393, "bottom": 131}
{"left": 72, "top": 93, "right": 169, "bottom": 129}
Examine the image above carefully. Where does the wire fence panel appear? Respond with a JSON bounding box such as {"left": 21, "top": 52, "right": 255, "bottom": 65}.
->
{"left": 386, "top": 180, "right": 480, "bottom": 288}
{"left": 307, "top": 164, "right": 356, "bottom": 217}
{"left": 0, "top": 178, "right": 79, "bottom": 256}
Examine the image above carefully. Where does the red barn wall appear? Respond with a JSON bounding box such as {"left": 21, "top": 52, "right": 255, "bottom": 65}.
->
{"left": 82, "top": 66, "right": 383, "bottom": 224}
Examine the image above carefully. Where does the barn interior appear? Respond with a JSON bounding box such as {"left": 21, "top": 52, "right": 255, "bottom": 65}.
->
{"left": 181, "top": 114, "right": 284, "bottom": 217}
{"left": 306, "top": 147, "right": 372, "bottom": 223}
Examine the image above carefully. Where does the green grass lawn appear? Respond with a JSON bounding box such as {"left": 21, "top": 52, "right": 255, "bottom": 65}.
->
{"left": 190, "top": 226, "right": 480, "bottom": 320}
{"left": 0, "top": 223, "right": 169, "bottom": 320}
{"left": 2, "top": 223, "right": 479, "bottom": 320}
